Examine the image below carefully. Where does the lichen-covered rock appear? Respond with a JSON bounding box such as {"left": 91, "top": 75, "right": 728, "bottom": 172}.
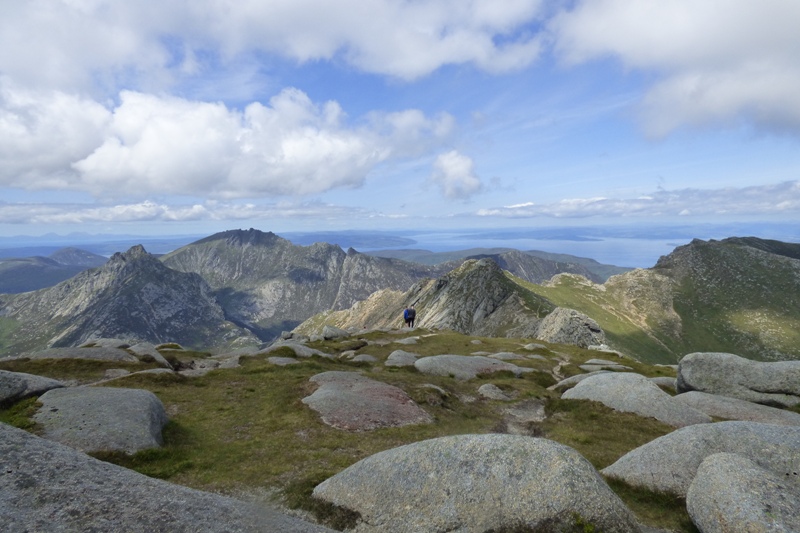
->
{"left": 27, "top": 346, "right": 139, "bottom": 363}
{"left": 33, "top": 387, "right": 169, "bottom": 454}
{"left": 687, "top": 453, "right": 800, "bottom": 533}
{"left": 562, "top": 372, "right": 711, "bottom": 427}
{"left": 674, "top": 391, "right": 800, "bottom": 426}
{"left": 302, "top": 371, "right": 432, "bottom": 431}
{"left": 322, "top": 325, "right": 350, "bottom": 340}
{"left": 414, "top": 354, "right": 531, "bottom": 380}
{"left": 0, "top": 370, "right": 64, "bottom": 408}
{"left": 385, "top": 350, "right": 419, "bottom": 367}
{"left": 677, "top": 352, "right": 800, "bottom": 407}
{"left": 0, "top": 423, "right": 333, "bottom": 533}
{"left": 535, "top": 307, "right": 605, "bottom": 348}
{"left": 313, "top": 434, "right": 642, "bottom": 532}
{"left": 602, "top": 421, "right": 800, "bottom": 497}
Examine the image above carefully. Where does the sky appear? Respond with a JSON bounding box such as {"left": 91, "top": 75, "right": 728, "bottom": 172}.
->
{"left": 1, "top": 0, "right": 800, "bottom": 246}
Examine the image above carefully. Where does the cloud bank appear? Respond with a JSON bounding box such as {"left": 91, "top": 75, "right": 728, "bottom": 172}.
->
{"left": 477, "top": 181, "right": 800, "bottom": 218}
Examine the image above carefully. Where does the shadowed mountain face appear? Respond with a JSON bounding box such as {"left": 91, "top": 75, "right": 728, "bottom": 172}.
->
{"left": 0, "top": 245, "right": 257, "bottom": 356}
{"left": 161, "top": 229, "right": 449, "bottom": 340}
{"left": 0, "top": 248, "right": 108, "bottom": 294}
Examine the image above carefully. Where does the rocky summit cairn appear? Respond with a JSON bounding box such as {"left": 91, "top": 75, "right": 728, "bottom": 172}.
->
{"left": 302, "top": 371, "right": 432, "bottom": 431}
{"left": 312, "top": 434, "right": 642, "bottom": 532}
{"left": 677, "top": 351, "right": 800, "bottom": 407}
{"left": 686, "top": 452, "right": 800, "bottom": 533}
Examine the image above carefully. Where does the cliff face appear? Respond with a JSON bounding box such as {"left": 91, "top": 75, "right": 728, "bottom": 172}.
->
{"left": 161, "top": 229, "right": 446, "bottom": 339}
{"left": 0, "top": 245, "right": 257, "bottom": 355}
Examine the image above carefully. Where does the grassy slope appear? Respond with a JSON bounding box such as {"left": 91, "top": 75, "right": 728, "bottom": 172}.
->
{"left": 1, "top": 331, "right": 698, "bottom": 532}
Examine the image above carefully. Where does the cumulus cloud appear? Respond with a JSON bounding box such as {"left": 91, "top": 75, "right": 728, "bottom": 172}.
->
{"left": 550, "top": 0, "right": 800, "bottom": 135}
{"left": 0, "top": 0, "right": 545, "bottom": 94}
{"left": 476, "top": 181, "right": 800, "bottom": 218}
{"left": 0, "top": 83, "right": 454, "bottom": 199}
{"left": 431, "top": 150, "right": 483, "bottom": 199}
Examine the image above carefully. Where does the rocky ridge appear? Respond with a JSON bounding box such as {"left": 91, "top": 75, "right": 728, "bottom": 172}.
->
{"left": 0, "top": 245, "right": 257, "bottom": 355}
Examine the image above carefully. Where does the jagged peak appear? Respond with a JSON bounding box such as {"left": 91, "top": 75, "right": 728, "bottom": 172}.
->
{"left": 108, "top": 245, "right": 150, "bottom": 264}
{"left": 193, "top": 228, "right": 283, "bottom": 247}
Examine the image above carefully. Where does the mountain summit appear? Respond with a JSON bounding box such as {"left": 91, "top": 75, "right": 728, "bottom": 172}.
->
{"left": 161, "top": 229, "right": 447, "bottom": 339}
{"left": 0, "top": 245, "right": 256, "bottom": 355}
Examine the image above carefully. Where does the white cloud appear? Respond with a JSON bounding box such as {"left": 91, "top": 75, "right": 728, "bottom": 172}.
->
{"left": 431, "top": 150, "right": 483, "bottom": 199}
{"left": 0, "top": 84, "right": 454, "bottom": 199}
{"left": 477, "top": 181, "right": 800, "bottom": 218}
{"left": 551, "top": 0, "right": 800, "bottom": 135}
{"left": 0, "top": 199, "right": 371, "bottom": 225}
{"left": 0, "top": 0, "right": 545, "bottom": 95}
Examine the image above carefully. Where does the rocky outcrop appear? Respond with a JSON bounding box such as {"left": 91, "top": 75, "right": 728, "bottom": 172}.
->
{"left": 562, "top": 372, "right": 711, "bottom": 428}
{"left": 677, "top": 352, "right": 800, "bottom": 407}
{"left": 414, "top": 354, "right": 532, "bottom": 380}
{"left": 674, "top": 391, "right": 800, "bottom": 426}
{"left": 294, "top": 258, "right": 557, "bottom": 340}
{"left": 312, "top": 434, "right": 642, "bottom": 532}
{"left": 33, "top": 387, "right": 169, "bottom": 454}
{"left": 302, "top": 372, "right": 432, "bottom": 431}
{"left": 535, "top": 307, "right": 605, "bottom": 349}
{"left": 0, "top": 370, "right": 64, "bottom": 407}
{"left": 384, "top": 349, "right": 420, "bottom": 367}
{"left": 0, "top": 245, "right": 258, "bottom": 355}
{"left": 686, "top": 452, "right": 800, "bottom": 533}
{"left": 26, "top": 346, "right": 140, "bottom": 363}
{"left": 0, "top": 423, "right": 333, "bottom": 532}
{"left": 601, "top": 421, "right": 800, "bottom": 497}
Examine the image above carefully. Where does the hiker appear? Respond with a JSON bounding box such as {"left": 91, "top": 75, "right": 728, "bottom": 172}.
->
{"left": 403, "top": 306, "right": 411, "bottom": 327}
{"left": 407, "top": 305, "right": 416, "bottom": 328}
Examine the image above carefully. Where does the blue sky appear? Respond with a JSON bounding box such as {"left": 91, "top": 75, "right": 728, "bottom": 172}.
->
{"left": 1, "top": 0, "right": 799, "bottom": 241}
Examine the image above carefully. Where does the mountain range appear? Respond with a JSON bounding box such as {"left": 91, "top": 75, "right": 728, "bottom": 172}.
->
{"left": 0, "top": 248, "right": 107, "bottom": 293}
{"left": 1, "top": 229, "right": 798, "bottom": 363}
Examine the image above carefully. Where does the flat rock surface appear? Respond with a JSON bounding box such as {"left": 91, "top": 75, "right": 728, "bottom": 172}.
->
{"left": 674, "top": 390, "right": 800, "bottom": 426}
{"left": 33, "top": 387, "right": 169, "bottom": 454}
{"left": 562, "top": 372, "right": 711, "bottom": 428}
{"left": 477, "top": 383, "right": 511, "bottom": 401}
{"left": 414, "top": 354, "right": 531, "bottom": 380}
{"left": 0, "top": 370, "right": 64, "bottom": 407}
{"left": 0, "top": 423, "right": 333, "bottom": 533}
{"left": 687, "top": 452, "right": 800, "bottom": 533}
{"left": 384, "top": 349, "right": 419, "bottom": 367}
{"left": 261, "top": 341, "right": 333, "bottom": 359}
{"left": 26, "top": 346, "right": 139, "bottom": 363}
{"left": 302, "top": 371, "right": 432, "bottom": 431}
{"left": 313, "top": 434, "right": 641, "bottom": 533}
{"left": 678, "top": 352, "right": 800, "bottom": 407}
{"left": 601, "top": 421, "right": 800, "bottom": 497}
